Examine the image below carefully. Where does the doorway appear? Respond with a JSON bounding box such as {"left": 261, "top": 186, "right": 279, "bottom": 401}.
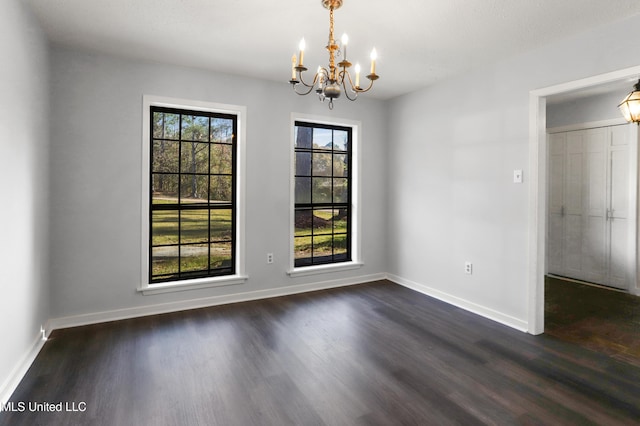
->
{"left": 546, "top": 123, "right": 634, "bottom": 291}
{"left": 528, "top": 66, "right": 640, "bottom": 335}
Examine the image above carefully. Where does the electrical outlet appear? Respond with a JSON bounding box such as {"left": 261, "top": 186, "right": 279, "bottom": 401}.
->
{"left": 40, "top": 326, "right": 47, "bottom": 341}
{"left": 267, "top": 253, "right": 274, "bottom": 264}
{"left": 464, "top": 262, "right": 473, "bottom": 275}
{"left": 513, "top": 169, "right": 523, "bottom": 183}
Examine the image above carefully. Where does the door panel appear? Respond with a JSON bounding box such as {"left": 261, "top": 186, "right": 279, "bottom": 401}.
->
{"left": 609, "top": 218, "right": 628, "bottom": 289}
{"left": 547, "top": 133, "right": 565, "bottom": 275}
{"left": 546, "top": 125, "right": 632, "bottom": 291}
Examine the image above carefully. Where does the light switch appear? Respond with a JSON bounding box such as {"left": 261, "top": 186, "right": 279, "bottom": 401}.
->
{"left": 513, "top": 169, "right": 523, "bottom": 183}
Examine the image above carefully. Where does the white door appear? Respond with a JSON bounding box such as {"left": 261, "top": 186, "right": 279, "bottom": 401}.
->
{"left": 582, "top": 128, "right": 607, "bottom": 285}
{"left": 607, "top": 125, "right": 630, "bottom": 290}
{"left": 546, "top": 125, "right": 632, "bottom": 291}
{"left": 547, "top": 133, "right": 565, "bottom": 276}
{"left": 563, "top": 131, "right": 585, "bottom": 281}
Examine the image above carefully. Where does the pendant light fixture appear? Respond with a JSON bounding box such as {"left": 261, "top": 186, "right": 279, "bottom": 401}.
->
{"left": 618, "top": 79, "right": 640, "bottom": 124}
{"left": 289, "top": 0, "right": 379, "bottom": 110}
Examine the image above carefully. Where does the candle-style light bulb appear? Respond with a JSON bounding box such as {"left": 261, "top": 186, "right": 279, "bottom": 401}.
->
{"left": 299, "top": 38, "right": 306, "bottom": 66}
{"left": 291, "top": 54, "right": 297, "bottom": 79}
{"left": 355, "top": 63, "right": 361, "bottom": 88}
{"left": 341, "top": 34, "right": 349, "bottom": 60}
{"left": 370, "top": 48, "right": 377, "bottom": 75}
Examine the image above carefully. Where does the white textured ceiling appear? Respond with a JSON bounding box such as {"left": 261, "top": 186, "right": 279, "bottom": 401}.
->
{"left": 25, "top": 0, "right": 640, "bottom": 100}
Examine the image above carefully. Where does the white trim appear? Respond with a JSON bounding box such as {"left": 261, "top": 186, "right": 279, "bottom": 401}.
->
{"left": 630, "top": 126, "right": 640, "bottom": 296}
{"left": 289, "top": 113, "right": 362, "bottom": 273}
{"left": 528, "top": 65, "right": 640, "bottom": 336}
{"left": 288, "top": 261, "right": 363, "bottom": 278}
{"left": 547, "top": 117, "right": 628, "bottom": 134}
{"left": 140, "top": 95, "right": 247, "bottom": 294}
{"left": 48, "top": 273, "right": 386, "bottom": 331}
{"left": 387, "top": 274, "right": 528, "bottom": 332}
{"left": 138, "top": 275, "right": 248, "bottom": 295}
{"left": 0, "top": 332, "right": 47, "bottom": 404}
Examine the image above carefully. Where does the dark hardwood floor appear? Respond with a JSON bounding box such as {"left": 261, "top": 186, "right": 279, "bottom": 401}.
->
{"left": 545, "top": 275, "right": 640, "bottom": 367}
{"left": 3, "top": 280, "right": 640, "bottom": 425}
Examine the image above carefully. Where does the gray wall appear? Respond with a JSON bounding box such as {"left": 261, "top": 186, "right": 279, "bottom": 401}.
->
{"left": 547, "top": 89, "right": 629, "bottom": 128}
{"left": 0, "top": 0, "right": 50, "bottom": 397}
{"left": 48, "top": 47, "right": 388, "bottom": 319}
{"left": 387, "top": 14, "right": 640, "bottom": 327}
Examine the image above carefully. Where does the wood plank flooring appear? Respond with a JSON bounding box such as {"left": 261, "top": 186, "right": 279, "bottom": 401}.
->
{"left": 545, "top": 276, "right": 640, "bottom": 367}
{"left": 3, "top": 280, "right": 640, "bottom": 425}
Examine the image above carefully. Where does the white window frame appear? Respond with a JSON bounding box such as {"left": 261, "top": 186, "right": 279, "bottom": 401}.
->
{"left": 139, "top": 95, "right": 247, "bottom": 295}
{"left": 288, "top": 113, "right": 363, "bottom": 278}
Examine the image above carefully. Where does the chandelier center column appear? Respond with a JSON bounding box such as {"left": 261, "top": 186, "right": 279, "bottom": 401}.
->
{"left": 327, "top": 6, "right": 338, "bottom": 81}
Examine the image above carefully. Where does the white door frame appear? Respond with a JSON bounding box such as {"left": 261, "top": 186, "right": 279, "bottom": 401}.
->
{"left": 528, "top": 65, "right": 640, "bottom": 335}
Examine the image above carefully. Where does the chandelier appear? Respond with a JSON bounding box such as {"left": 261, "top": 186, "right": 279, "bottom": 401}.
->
{"left": 289, "top": 0, "right": 379, "bottom": 110}
{"left": 619, "top": 79, "right": 640, "bottom": 124}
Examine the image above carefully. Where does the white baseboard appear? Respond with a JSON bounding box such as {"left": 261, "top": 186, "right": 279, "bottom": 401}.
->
{"left": 0, "top": 332, "right": 47, "bottom": 404}
{"left": 48, "top": 273, "right": 387, "bottom": 331}
{"left": 386, "top": 273, "right": 529, "bottom": 332}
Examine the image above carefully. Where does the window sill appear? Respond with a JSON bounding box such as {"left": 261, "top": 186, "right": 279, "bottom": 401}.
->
{"left": 287, "top": 262, "right": 363, "bottom": 278}
{"left": 138, "top": 275, "right": 248, "bottom": 295}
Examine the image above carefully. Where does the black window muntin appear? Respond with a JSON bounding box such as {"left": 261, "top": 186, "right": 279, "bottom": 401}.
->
{"left": 149, "top": 106, "right": 237, "bottom": 283}
{"left": 294, "top": 121, "right": 352, "bottom": 267}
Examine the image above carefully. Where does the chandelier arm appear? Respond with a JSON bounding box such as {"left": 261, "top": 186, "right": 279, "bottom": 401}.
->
{"left": 296, "top": 70, "right": 317, "bottom": 88}
{"left": 339, "top": 69, "right": 358, "bottom": 101}
{"left": 292, "top": 82, "right": 317, "bottom": 96}
{"left": 354, "top": 77, "right": 376, "bottom": 93}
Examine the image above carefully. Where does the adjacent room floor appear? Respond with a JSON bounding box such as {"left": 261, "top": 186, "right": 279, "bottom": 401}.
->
{"left": 545, "top": 275, "right": 640, "bottom": 367}
{"left": 3, "top": 280, "right": 640, "bottom": 425}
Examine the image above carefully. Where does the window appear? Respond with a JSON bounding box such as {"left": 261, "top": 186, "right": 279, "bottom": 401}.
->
{"left": 293, "top": 121, "right": 352, "bottom": 267}
{"left": 148, "top": 105, "right": 237, "bottom": 284}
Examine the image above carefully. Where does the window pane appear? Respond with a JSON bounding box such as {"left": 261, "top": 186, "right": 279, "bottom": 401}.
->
{"left": 295, "top": 126, "right": 313, "bottom": 149}
{"left": 312, "top": 153, "right": 332, "bottom": 176}
{"left": 312, "top": 178, "right": 332, "bottom": 203}
{"left": 333, "top": 154, "right": 348, "bottom": 177}
{"left": 210, "top": 242, "right": 232, "bottom": 269}
{"left": 294, "top": 236, "right": 311, "bottom": 260}
{"left": 180, "top": 210, "right": 209, "bottom": 244}
{"left": 211, "top": 118, "right": 233, "bottom": 143}
{"left": 180, "top": 244, "right": 209, "bottom": 272}
{"left": 181, "top": 142, "right": 209, "bottom": 174}
{"left": 153, "top": 141, "right": 179, "bottom": 173}
{"left": 152, "top": 210, "right": 178, "bottom": 245}
{"left": 333, "top": 130, "right": 348, "bottom": 151}
{"left": 180, "top": 175, "right": 208, "bottom": 202}
{"left": 210, "top": 143, "right": 233, "bottom": 174}
{"left": 313, "top": 235, "right": 332, "bottom": 259}
{"left": 313, "top": 128, "right": 332, "bottom": 148}
{"left": 295, "top": 209, "right": 312, "bottom": 236}
{"left": 333, "top": 178, "right": 348, "bottom": 203}
{"left": 295, "top": 152, "right": 311, "bottom": 176}
{"left": 295, "top": 177, "right": 311, "bottom": 204}
{"left": 153, "top": 112, "right": 179, "bottom": 139}
{"left": 313, "top": 209, "right": 332, "bottom": 235}
{"left": 210, "top": 176, "right": 232, "bottom": 203}
{"left": 333, "top": 210, "right": 348, "bottom": 233}
{"left": 152, "top": 246, "right": 179, "bottom": 277}
{"left": 181, "top": 115, "right": 209, "bottom": 141}
{"left": 152, "top": 174, "right": 178, "bottom": 203}
{"left": 211, "top": 209, "right": 232, "bottom": 241}
{"left": 334, "top": 234, "right": 347, "bottom": 255}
